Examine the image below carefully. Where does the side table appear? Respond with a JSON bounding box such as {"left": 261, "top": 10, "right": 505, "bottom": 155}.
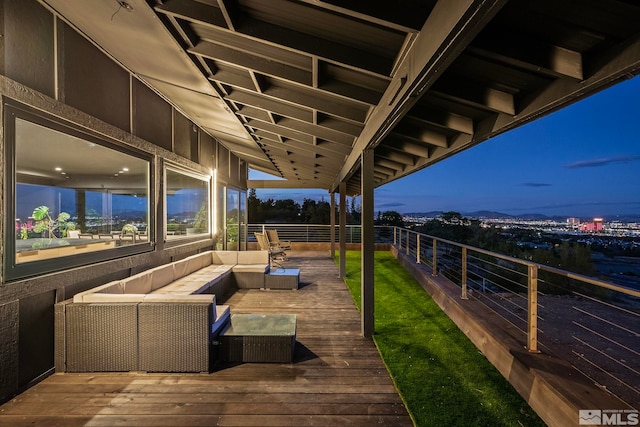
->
{"left": 265, "top": 268, "right": 300, "bottom": 290}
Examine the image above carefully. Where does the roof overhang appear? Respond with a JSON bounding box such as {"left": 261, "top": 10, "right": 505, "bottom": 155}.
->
{"left": 39, "top": 0, "right": 640, "bottom": 195}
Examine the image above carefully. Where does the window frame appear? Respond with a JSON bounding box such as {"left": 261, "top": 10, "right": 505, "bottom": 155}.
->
{"left": 3, "top": 98, "right": 154, "bottom": 281}
{"left": 163, "top": 162, "right": 212, "bottom": 243}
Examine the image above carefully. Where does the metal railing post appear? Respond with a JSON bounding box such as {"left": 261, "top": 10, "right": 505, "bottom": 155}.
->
{"left": 527, "top": 264, "right": 539, "bottom": 353}
{"left": 432, "top": 238, "right": 438, "bottom": 276}
{"left": 416, "top": 234, "right": 421, "bottom": 264}
{"left": 406, "top": 231, "right": 410, "bottom": 255}
{"left": 461, "top": 247, "right": 468, "bottom": 299}
{"left": 393, "top": 227, "right": 397, "bottom": 246}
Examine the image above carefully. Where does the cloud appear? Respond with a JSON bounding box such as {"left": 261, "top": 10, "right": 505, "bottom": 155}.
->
{"left": 564, "top": 154, "right": 640, "bottom": 169}
{"left": 376, "top": 202, "right": 406, "bottom": 208}
{"left": 520, "top": 182, "right": 551, "bottom": 187}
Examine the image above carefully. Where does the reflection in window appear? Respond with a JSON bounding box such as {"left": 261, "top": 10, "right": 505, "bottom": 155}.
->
{"left": 239, "top": 190, "right": 247, "bottom": 250}
{"left": 165, "top": 167, "right": 210, "bottom": 239}
{"left": 215, "top": 183, "right": 225, "bottom": 250}
{"left": 226, "top": 188, "right": 239, "bottom": 250}
{"left": 14, "top": 118, "right": 150, "bottom": 264}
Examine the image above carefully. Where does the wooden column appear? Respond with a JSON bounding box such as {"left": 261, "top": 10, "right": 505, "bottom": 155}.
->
{"left": 339, "top": 182, "right": 347, "bottom": 279}
{"left": 361, "top": 149, "right": 374, "bottom": 338}
{"left": 330, "top": 191, "right": 336, "bottom": 259}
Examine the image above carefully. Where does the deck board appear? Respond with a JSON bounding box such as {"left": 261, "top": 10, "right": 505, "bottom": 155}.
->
{"left": 0, "top": 251, "right": 413, "bottom": 426}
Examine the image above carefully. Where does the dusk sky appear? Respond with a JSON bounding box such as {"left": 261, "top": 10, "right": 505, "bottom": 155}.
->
{"left": 250, "top": 75, "right": 640, "bottom": 219}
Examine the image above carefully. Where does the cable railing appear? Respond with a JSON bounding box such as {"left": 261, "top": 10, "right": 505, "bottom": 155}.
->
{"left": 247, "top": 223, "right": 639, "bottom": 406}
{"left": 394, "top": 226, "right": 640, "bottom": 408}
{"left": 246, "top": 224, "right": 394, "bottom": 244}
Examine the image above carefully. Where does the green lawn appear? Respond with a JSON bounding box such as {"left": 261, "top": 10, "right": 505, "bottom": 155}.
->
{"left": 338, "top": 250, "right": 545, "bottom": 427}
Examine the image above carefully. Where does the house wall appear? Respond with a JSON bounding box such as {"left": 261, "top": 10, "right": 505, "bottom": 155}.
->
{"left": 0, "top": 0, "right": 246, "bottom": 402}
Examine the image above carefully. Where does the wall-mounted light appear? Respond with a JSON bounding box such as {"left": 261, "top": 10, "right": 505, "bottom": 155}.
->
{"left": 212, "top": 169, "right": 218, "bottom": 236}
{"left": 116, "top": 1, "right": 134, "bottom": 11}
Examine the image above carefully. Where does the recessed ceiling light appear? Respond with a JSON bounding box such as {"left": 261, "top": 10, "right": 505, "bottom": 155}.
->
{"left": 54, "top": 167, "right": 62, "bottom": 171}
{"left": 122, "top": 167, "right": 129, "bottom": 172}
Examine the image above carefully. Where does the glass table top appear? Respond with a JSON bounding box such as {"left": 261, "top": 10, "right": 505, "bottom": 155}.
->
{"left": 268, "top": 268, "right": 300, "bottom": 276}
{"left": 223, "top": 313, "right": 296, "bottom": 336}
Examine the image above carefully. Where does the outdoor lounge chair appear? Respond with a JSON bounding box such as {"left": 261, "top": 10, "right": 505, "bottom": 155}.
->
{"left": 266, "top": 229, "right": 292, "bottom": 250}
{"left": 255, "top": 232, "right": 287, "bottom": 267}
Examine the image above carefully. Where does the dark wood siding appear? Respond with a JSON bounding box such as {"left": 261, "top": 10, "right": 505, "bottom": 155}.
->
{"left": 173, "top": 110, "right": 198, "bottom": 162}
{"left": 200, "top": 132, "right": 215, "bottom": 170}
{"left": 132, "top": 78, "right": 171, "bottom": 151}
{"left": 2, "top": 0, "right": 55, "bottom": 98}
{"left": 60, "top": 22, "right": 130, "bottom": 131}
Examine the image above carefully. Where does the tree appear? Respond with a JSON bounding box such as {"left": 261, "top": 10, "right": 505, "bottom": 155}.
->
{"left": 348, "top": 197, "right": 361, "bottom": 224}
{"left": 302, "top": 198, "right": 331, "bottom": 224}
{"left": 247, "top": 188, "right": 263, "bottom": 222}
{"left": 376, "top": 210, "right": 404, "bottom": 227}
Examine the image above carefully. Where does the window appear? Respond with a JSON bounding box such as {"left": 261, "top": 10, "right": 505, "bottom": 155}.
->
{"left": 5, "top": 101, "right": 152, "bottom": 280}
{"left": 165, "top": 166, "right": 210, "bottom": 240}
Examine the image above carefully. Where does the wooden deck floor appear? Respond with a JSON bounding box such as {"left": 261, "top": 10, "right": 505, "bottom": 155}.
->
{"left": 0, "top": 252, "right": 413, "bottom": 426}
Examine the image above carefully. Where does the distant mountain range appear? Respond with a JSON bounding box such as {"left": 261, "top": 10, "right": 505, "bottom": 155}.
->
{"left": 403, "top": 210, "right": 640, "bottom": 222}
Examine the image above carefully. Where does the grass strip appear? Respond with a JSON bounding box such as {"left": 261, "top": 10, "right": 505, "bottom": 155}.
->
{"left": 339, "top": 250, "right": 545, "bottom": 427}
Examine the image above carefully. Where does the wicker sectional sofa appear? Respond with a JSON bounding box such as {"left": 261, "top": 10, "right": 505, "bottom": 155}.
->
{"left": 55, "top": 250, "right": 269, "bottom": 373}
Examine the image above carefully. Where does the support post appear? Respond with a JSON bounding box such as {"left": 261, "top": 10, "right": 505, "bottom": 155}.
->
{"left": 339, "top": 182, "right": 347, "bottom": 279}
{"left": 406, "top": 231, "right": 410, "bottom": 255}
{"left": 416, "top": 234, "right": 421, "bottom": 264}
{"left": 432, "top": 238, "right": 438, "bottom": 276}
{"left": 330, "top": 192, "right": 336, "bottom": 259}
{"left": 361, "top": 149, "right": 375, "bottom": 338}
{"left": 527, "top": 264, "right": 539, "bottom": 353}
{"left": 461, "top": 247, "right": 468, "bottom": 300}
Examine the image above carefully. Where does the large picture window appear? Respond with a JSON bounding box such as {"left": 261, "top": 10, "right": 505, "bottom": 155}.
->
{"left": 165, "top": 166, "right": 210, "bottom": 240}
{"left": 4, "top": 101, "right": 152, "bottom": 280}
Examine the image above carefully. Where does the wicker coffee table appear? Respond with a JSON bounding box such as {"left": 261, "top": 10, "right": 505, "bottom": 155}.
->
{"left": 219, "top": 313, "right": 296, "bottom": 363}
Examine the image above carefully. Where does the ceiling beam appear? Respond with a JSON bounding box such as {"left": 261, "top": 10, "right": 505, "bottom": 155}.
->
{"left": 376, "top": 158, "right": 405, "bottom": 172}
{"left": 155, "top": 0, "right": 227, "bottom": 27}
{"left": 295, "top": 0, "right": 433, "bottom": 33}
{"left": 230, "top": 91, "right": 313, "bottom": 122}
{"left": 469, "top": 28, "right": 583, "bottom": 80}
{"left": 190, "top": 42, "right": 312, "bottom": 86}
{"left": 235, "top": 15, "right": 396, "bottom": 77}
{"left": 238, "top": 111, "right": 356, "bottom": 147}
{"left": 405, "top": 105, "right": 474, "bottom": 134}
{"left": 430, "top": 77, "right": 515, "bottom": 115}
{"left": 261, "top": 83, "right": 369, "bottom": 123}
{"left": 376, "top": 147, "right": 416, "bottom": 166}
{"left": 477, "top": 32, "right": 640, "bottom": 148}
{"left": 332, "top": 0, "right": 509, "bottom": 191}
{"left": 385, "top": 134, "right": 431, "bottom": 158}
{"left": 391, "top": 123, "right": 449, "bottom": 148}
{"left": 257, "top": 134, "right": 351, "bottom": 158}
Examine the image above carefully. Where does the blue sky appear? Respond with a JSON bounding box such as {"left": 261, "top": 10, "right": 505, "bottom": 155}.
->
{"left": 250, "top": 76, "right": 640, "bottom": 218}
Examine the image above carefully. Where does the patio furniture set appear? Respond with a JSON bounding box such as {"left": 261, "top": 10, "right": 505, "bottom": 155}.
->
{"left": 55, "top": 249, "right": 299, "bottom": 373}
